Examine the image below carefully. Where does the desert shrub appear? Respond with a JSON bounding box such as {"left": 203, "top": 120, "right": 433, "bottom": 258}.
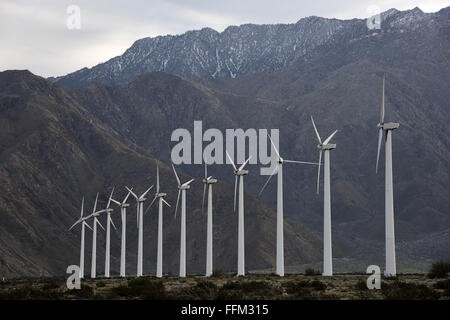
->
{"left": 382, "top": 281, "right": 440, "bottom": 300}
{"left": 310, "top": 280, "right": 326, "bottom": 291}
{"left": 355, "top": 279, "right": 368, "bottom": 291}
{"left": 175, "top": 280, "right": 218, "bottom": 300}
{"left": 69, "top": 285, "right": 95, "bottom": 299}
{"left": 283, "top": 281, "right": 310, "bottom": 293}
{"left": 0, "top": 285, "right": 62, "bottom": 300}
{"left": 434, "top": 279, "right": 450, "bottom": 290}
{"left": 41, "top": 279, "right": 62, "bottom": 290}
{"left": 111, "top": 278, "right": 166, "bottom": 300}
{"left": 217, "top": 280, "right": 280, "bottom": 299}
{"left": 434, "top": 279, "right": 450, "bottom": 296}
{"left": 428, "top": 261, "right": 450, "bottom": 279}
{"left": 211, "top": 270, "right": 225, "bottom": 278}
{"left": 304, "top": 268, "right": 320, "bottom": 276}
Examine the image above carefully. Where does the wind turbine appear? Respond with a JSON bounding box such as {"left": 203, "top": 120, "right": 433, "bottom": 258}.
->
{"left": 103, "top": 188, "right": 118, "bottom": 278}
{"left": 311, "top": 116, "right": 338, "bottom": 276}
{"left": 376, "top": 75, "right": 399, "bottom": 277}
{"left": 226, "top": 151, "right": 251, "bottom": 276}
{"left": 126, "top": 185, "right": 153, "bottom": 277}
{"left": 145, "top": 164, "right": 171, "bottom": 278}
{"left": 172, "top": 164, "right": 194, "bottom": 278}
{"left": 86, "top": 193, "right": 106, "bottom": 279}
{"left": 109, "top": 188, "right": 133, "bottom": 277}
{"left": 258, "top": 134, "right": 319, "bottom": 277}
{"left": 68, "top": 197, "right": 93, "bottom": 279}
{"left": 202, "top": 163, "right": 217, "bottom": 277}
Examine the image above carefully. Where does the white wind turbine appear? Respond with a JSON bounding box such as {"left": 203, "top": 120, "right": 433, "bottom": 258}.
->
{"left": 103, "top": 188, "right": 118, "bottom": 278}
{"left": 226, "top": 151, "right": 251, "bottom": 276}
{"left": 258, "top": 134, "right": 319, "bottom": 277}
{"left": 376, "top": 75, "right": 399, "bottom": 277}
{"left": 172, "top": 164, "right": 194, "bottom": 278}
{"left": 109, "top": 188, "right": 133, "bottom": 277}
{"left": 68, "top": 197, "right": 93, "bottom": 279}
{"left": 145, "top": 164, "right": 171, "bottom": 278}
{"left": 201, "top": 163, "right": 217, "bottom": 277}
{"left": 311, "top": 116, "right": 338, "bottom": 276}
{"left": 126, "top": 185, "right": 154, "bottom": 277}
{"left": 87, "top": 193, "right": 106, "bottom": 279}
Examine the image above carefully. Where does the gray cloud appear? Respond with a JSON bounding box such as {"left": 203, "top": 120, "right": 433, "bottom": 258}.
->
{"left": 0, "top": 0, "right": 447, "bottom": 77}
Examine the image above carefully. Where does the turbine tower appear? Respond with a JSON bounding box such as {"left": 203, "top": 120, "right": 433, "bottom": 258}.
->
{"left": 87, "top": 193, "right": 106, "bottom": 279}
{"left": 259, "top": 134, "right": 319, "bottom": 277}
{"left": 103, "top": 188, "right": 117, "bottom": 278}
{"left": 311, "top": 116, "right": 338, "bottom": 276}
{"left": 126, "top": 185, "right": 154, "bottom": 277}
{"left": 110, "top": 188, "right": 133, "bottom": 277}
{"left": 226, "top": 151, "right": 251, "bottom": 276}
{"left": 376, "top": 75, "right": 399, "bottom": 277}
{"left": 68, "top": 197, "right": 93, "bottom": 279}
{"left": 145, "top": 164, "right": 171, "bottom": 278}
{"left": 202, "top": 163, "right": 217, "bottom": 277}
{"left": 172, "top": 164, "right": 194, "bottom": 278}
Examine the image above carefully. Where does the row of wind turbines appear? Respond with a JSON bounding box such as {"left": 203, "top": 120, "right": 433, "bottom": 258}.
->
{"left": 70, "top": 76, "right": 399, "bottom": 278}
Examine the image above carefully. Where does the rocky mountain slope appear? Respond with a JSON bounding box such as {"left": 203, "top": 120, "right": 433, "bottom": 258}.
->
{"left": 0, "top": 70, "right": 324, "bottom": 278}
{"left": 1, "top": 6, "right": 449, "bottom": 277}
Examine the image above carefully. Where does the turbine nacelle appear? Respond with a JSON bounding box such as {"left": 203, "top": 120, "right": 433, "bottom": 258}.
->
{"left": 378, "top": 122, "right": 399, "bottom": 131}
{"left": 235, "top": 169, "right": 249, "bottom": 176}
{"left": 318, "top": 143, "right": 336, "bottom": 150}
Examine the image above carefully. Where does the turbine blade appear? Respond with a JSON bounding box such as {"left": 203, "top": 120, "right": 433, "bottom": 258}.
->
{"left": 172, "top": 164, "right": 181, "bottom": 186}
{"left": 110, "top": 198, "right": 121, "bottom": 206}
{"left": 123, "top": 189, "right": 132, "bottom": 204}
{"left": 125, "top": 186, "right": 138, "bottom": 200}
{"left": 144, "top": 196, "right": 157, "bottom": 215}
{"left": 156, "top": 164, "right": 160, "bottom": 194}
{"left": 317, "top": 150, "right": 322, "bottom": 195}
{"left": 80, "top": 197, "right": 84, "bottom": 219}
{"left": 201, "top": 184, "right": 206, "bottom": 216}
{"left": 233, "top": 175, "right": 237, "bottom": 212}
{"left": 204, "top": 163, "right": 208, "bottom": 179}
{"left": 323, "top": 130, "right": 338, "bottom": 145}
{"left": 381, "top": 75, "right": 385, "bottom": 124}
{"left": 96, "top": 218, "right": 105, "bottom": 231}
{"left": 284, "top": 160, "right": 320, "bottom": 165}
{"left": 136, "top": 204, "right": 139, "bottom": 229}
{"left": 174, "top": 190, "right": 181, "bottom": 219}
{"left": 110, "top": 216, "right": 117, "bottom": 231}
{"left": 182, "top": 179, "right": 195, "bottom": 187}
{"left": 258, "top": 165, "right": 278, "bottom": 196}
{"left": 83, "top": 221, "right": 93, "bottom": 232}
{"left": 226, "top": 150, "right": 237, "bottom": 171}
{"left": 311, "top": 116, "right": 322, "bottom": 144}
{"left": 376, "top": 128, "right": 383, "bottom": 173}
{"left": 69, "top": 219, "right": 81, "bottom": 231}
{"left": 141, "top": 185, "right": 154, "bottom": 199}
{"left": 238, "top": 155, "right": 252, "bottom": 171}
{"left": 162, "top": 198, "right": 171, "bottom": 207}
{"left": 92, "top": 193, "right": 99, "bottom": 213}
{"left": 107, "top": 187, "right": 115, "bottom": 209}
{"left": 267, "top": 133, "right": 280, "bottom": 158}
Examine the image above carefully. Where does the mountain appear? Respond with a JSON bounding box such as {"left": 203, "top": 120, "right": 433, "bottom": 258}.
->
{"left": 51, "top": 7, "right": 446, "bottom": 89}
{"left": 1, "top": 6, "right": 450, "bottom": 277}
{"left": 0, "top": 70, "right": 324, "bottom": 278}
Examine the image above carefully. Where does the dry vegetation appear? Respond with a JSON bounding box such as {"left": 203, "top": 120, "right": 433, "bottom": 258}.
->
{"left": 0, "top": 271, "right": 449, "bottom": 300}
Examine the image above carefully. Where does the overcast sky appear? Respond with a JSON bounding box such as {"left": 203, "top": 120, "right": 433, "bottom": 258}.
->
{"left": 0, "top": 0, "right": 448, "bottom": 77}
